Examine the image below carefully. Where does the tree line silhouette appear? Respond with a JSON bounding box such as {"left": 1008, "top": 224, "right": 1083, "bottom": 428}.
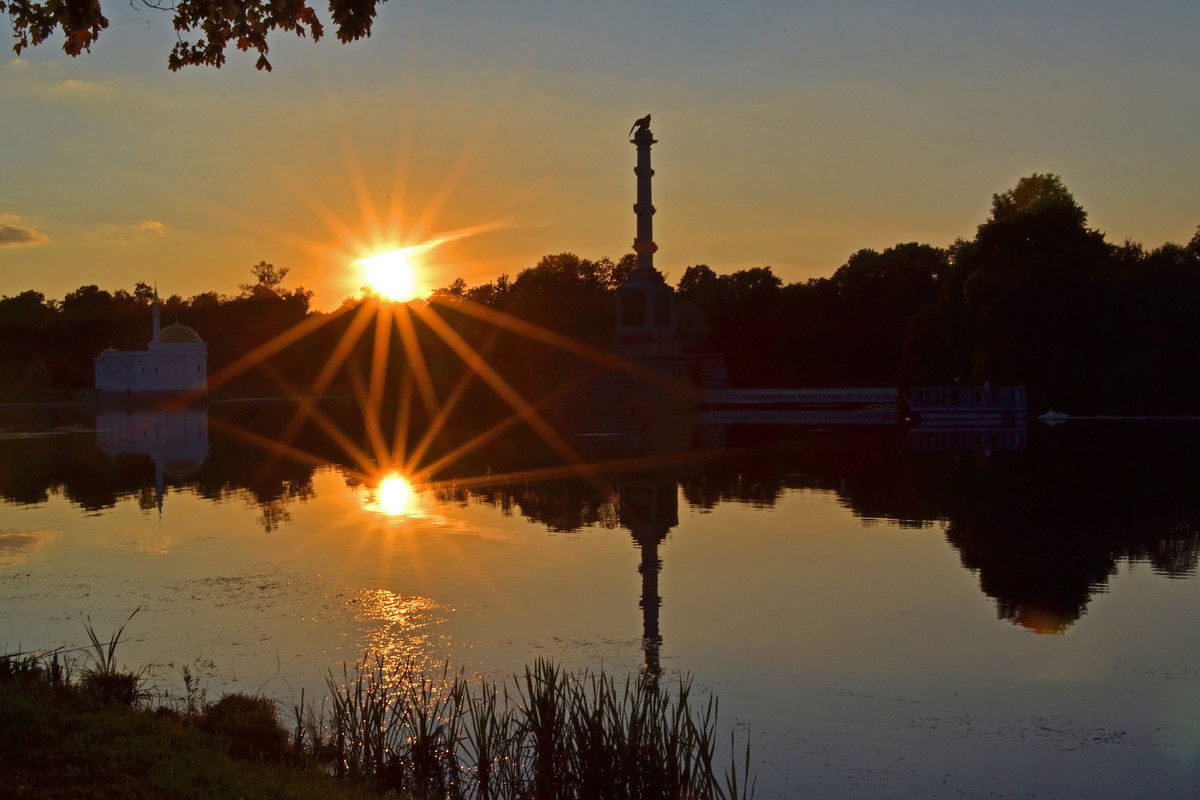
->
{"left": 2, "top": 174, "right": 1198, "bottom": 413}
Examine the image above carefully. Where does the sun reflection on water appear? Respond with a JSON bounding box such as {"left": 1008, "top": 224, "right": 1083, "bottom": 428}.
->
{"left": 368, "top": 472, "right": 414, "bottom": 516}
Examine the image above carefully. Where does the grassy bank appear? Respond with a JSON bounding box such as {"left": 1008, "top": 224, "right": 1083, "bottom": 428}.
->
{"left": 1, "top": 622, "right": 754, "bottom": 799}
{"left": 0, "top": 649, "right": 385, "bottom": 800}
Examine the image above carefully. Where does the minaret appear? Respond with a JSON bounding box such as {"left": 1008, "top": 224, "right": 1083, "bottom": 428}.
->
{"left": 151, "top": 286, "right": 161, "bottom": 344}
{"left": 615, "top": 117, "right": 681, "bottom": 359}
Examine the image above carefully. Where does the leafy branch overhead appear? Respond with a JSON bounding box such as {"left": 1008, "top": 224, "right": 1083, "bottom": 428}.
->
{"left": 0, "top": 0, "right": 386, "bottom": 70}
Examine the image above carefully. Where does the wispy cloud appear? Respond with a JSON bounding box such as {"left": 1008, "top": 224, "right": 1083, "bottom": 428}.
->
{"left": 0, "top": 215, "right": 48, "bottom": 247}
{"left": 50, "top": 77, "right": 107, "bottom": 95}
{"left": 82, "top": 219, "right": 168, "bottom": 243}
{"left": 133, "top": 220, "right": 166, "bottom": 235}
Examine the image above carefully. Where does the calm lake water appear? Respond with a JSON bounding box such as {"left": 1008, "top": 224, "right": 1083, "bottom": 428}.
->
{"left": 3, "top": 401, "right": 1200, "bottom": 797}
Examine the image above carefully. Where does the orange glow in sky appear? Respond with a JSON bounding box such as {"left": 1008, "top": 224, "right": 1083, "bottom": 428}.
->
{"left": 2, "top": 4, "right": 1199, "bottom": 310}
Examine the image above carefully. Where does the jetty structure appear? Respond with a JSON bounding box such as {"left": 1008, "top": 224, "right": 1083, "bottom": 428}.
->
{"left": 93, "top": 293, "right": 208, "bottom": 398}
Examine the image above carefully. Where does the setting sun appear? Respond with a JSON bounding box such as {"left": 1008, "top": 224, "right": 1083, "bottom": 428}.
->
{"left": 358, "top": 247, "right": 422, "bottom": 302}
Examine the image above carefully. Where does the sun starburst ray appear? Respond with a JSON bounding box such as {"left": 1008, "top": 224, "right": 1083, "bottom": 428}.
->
{"left": 430, "top": 294, "right": 693, "bottom": 397}
{"left": 331, "top": 366, "right": 392, "bottom": 476}
{"left": 401, "top": 352, "right": 488, "bottom": 478}
{"left": 393, "top": 302, "right": 441, "bottom": 419}
{"left": 270, "top": 300, "right": 379, "bottom": 453}
{"left": 395, "top": 308, "right": 510, "bottom": 476}
{"left": 209, "top": 412, "right": 346, "bottom": 475}
{"left": 419, "top": 449, "right": 686, "bottom": 495}
{"left": 332, "top": 105, "right": 387, "bottom": 248}
{"left": 391, "top": 373, "right": 415, "bottom": 474}
{"left": 412, "top": 303, "right": 591, "bottom": 477}
{"left": 254, "top": 363, "right": 383, "bottom": 480}
{"left": 406, "top": 402, "right": 528, "bottom": 485}
{"left": 310, "top": 300, "right": 378, "bottom": 393}
{"left": 207, "top": 310, "right": 345, "bottom": 393}
{"left": 407, "top": 56, "right": 532, "bottom": 236}
{"left": 361, "top": 302, "right": 397, "bottom": 468}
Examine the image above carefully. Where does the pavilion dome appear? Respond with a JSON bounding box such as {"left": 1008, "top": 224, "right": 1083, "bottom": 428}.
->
{"left": 99, "top": 346, "right": 119, "bottom": 356}
{"left": 158, "top": 323, "right": 204, "bottom": 344}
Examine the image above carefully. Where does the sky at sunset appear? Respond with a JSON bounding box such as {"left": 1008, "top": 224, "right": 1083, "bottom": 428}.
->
{"left": 3, "top": 0, "right": 1199, "bottom": 311}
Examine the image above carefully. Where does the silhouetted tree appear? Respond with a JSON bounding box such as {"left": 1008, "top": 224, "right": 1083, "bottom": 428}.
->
{"left": 238, "top": 261, "right": 293, "bottom": 297}
{"left": 777, "top": 243, "right": 944, "bottom": 386}
{"left": 0, "top": 290, "right": 57, "bottom": 397}
{"left": 2, "top": 0, "right": 386, "bottom": 71}
{"left": 676, "top": 265, "right": 782, "bottom": 385}
{"left": 901, "top": 174, "right": 1132, "bottom": 411}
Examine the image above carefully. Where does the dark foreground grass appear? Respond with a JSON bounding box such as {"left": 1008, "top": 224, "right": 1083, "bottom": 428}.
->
{"left": 2, "top": 629, "right": 754, "bottom": 799}
{"left": 0, "top": 651, "right": 385, "bottom": 800}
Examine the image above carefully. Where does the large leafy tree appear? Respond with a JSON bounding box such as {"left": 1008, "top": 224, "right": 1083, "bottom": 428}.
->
{"left": 794, "top": 243, "right": 944, "bottom": 385}
{"left": 0, "top": 0, "right": 384, "bottom": 70}
{"left": 897, "top": 173, "right": 1187, "bottom": 412}
{"left": 675, "top": 265, "right": 782, "bottom": 385}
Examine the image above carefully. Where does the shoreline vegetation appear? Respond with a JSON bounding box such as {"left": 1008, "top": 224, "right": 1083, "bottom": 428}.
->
{"left": 2, "top": 175, "right": 1199, "bottom": 416}
{"left": 1, "top": 614, "right": 754, "bottom": 800}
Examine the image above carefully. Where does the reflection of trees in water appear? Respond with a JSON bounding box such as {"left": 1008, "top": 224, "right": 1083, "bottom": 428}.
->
{"left": 679, "top": 427, "right": 935, "bottom": 527}
{"left": 934, "top": 425, "right": 1200, "bottom": 631}
{"left": 0, "top": 407, "right": 154, "bottom": 510}
{"left": 0, "top": 403, "right": 321, "bottom": 515}
{"left": 256, "top": 500, "right": 293, "bottom": 533}
{"left": 7, "top": 403, "right": 1200, "bottom": 634}
{"left": 442, "top": 482, "right": 619, "bottom": 533}
{"left": 461, "top": 424, "right": 1200, "bottom": 634}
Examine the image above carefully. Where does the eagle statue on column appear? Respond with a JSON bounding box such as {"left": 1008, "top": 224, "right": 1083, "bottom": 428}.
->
{"left": 629, "top": 114, "right": 651, "bottom": 137}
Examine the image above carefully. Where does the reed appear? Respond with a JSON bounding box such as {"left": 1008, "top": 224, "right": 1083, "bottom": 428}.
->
{"left": 0, "top": 647, "right": 71, "bottom": 687}
{"left": 302, "top": 654, "right": 755, "bottom": 800}
{"left": 3, "top": 621, "right": 756, "bottom": 799}
{"left": 79, "top": 606, "right": 148, "bottom": 705}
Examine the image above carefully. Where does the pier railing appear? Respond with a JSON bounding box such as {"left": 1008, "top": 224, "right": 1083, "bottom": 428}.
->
{"left": 702, "top": 388, "right": 897, "bottom": 407}
{"left": 903, "top": 385, "right": 1026, "bottom": 412}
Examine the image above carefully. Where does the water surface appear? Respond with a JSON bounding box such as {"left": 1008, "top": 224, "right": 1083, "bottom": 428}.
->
{"left": 2, "top": 404, "right": 1199, "bottom": 797}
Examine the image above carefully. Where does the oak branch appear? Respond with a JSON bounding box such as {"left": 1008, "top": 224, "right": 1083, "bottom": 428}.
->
{"left": 0, "top": 0, "right": 386, "bottom": 70}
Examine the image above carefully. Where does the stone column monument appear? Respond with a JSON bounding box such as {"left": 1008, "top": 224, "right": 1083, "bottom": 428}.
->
{"left": 614, "top": 117, "right": 682, "bottom": 359}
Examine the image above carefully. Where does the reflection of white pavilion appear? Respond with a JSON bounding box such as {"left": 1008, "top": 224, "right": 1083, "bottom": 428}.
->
{"left": 94, "top": 297, "right": 207, "bottom": 395}
{"left": 96, "top": 407, "right": 209, "bottom": 511}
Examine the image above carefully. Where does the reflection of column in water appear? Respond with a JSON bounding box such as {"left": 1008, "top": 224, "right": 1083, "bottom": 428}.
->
{"left": 637, "top": 532, "right": 663, "bottom": 676}
{"left": 619, "top": 477, "right": 678, "bottom": 677}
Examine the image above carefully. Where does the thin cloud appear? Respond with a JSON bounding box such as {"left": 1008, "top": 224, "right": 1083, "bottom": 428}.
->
{"left": 133, "top": 220, "right": 167, "bottom": 235}
{"left": 0, "top": 215, "right": 48, "bottom": 247}
{"left": 81, "top": 219, "right": 168, "bottom": 243}
{"left": 50, "top": 78, "right": 106, "bottom": 95}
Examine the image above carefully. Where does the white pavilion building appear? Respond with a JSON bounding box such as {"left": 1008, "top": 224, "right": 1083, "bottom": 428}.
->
{"left": 94, "top": 299, "right": 207, "bottom": 395}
